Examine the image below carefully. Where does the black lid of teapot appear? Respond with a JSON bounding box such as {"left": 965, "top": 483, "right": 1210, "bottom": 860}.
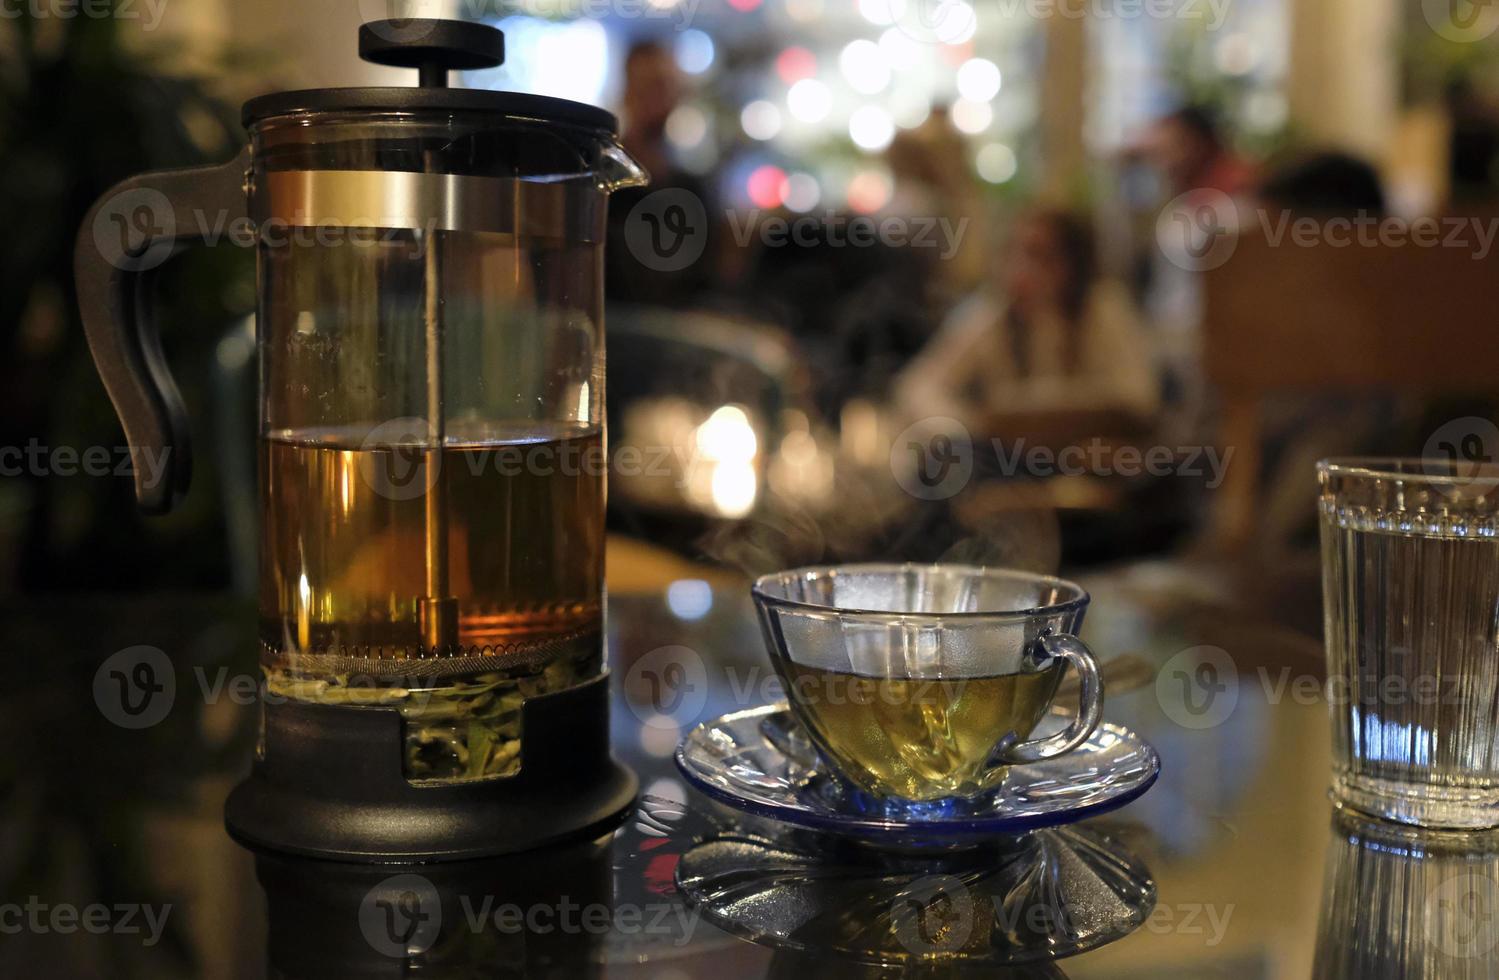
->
{"left": 241, "top": 19, "right": 618, "bottom": 134}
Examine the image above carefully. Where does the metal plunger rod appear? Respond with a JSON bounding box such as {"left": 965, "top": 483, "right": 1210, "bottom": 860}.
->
{"left": 419, "top": 148, "right": 457, "bottom": 654}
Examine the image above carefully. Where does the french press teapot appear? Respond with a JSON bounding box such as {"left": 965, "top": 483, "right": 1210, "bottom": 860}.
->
{"left": 75, "top": 19, "right": 646, "bottom": 860}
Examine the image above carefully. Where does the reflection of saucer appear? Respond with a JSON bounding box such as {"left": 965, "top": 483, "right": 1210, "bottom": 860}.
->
{"left": 675, "top": 820, "right": 1156, "bottom": 966}
{"left": 675, "top": 703, "right": 1160, "bottom": 846}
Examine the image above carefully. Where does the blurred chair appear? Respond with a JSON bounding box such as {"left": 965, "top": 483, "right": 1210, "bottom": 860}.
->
{"left": 1203, "top": 228, "right": 1499, "bottom": 549}
{"left": 606, "top": 305, "right": 801, "bottom": 430}
{"left": 605, "top": 305, "right": 813, "bottom": 570}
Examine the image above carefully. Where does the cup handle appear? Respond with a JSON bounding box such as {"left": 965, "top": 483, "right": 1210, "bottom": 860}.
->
{"left": 999, "top": 633, "right": 1104, "bottom": 764}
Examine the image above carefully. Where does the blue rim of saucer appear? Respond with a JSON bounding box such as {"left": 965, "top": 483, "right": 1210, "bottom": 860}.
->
{"left": 674, "top": 703, "right": 1161, "bottom": 838}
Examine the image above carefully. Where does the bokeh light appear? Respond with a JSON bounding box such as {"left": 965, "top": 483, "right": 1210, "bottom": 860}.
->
{"left": 666, "top": 579, "right": 714, "bottom": 620}
{"left": 1214, "top": 32, "right": 1259, "bottom": 76}
{"left": 956, "top": 58, "right": 1001, "bottom": 101}
{"left": 849, "top": 105, "right": 895, "bottom": 152}
{"left": 933, "top": 0, "right": 977, "bottom": 44}
{"left": 747, "top": 164, "right": 788, "bottom": 207}
{"left": 846, "top": 168, "right": 893, "bottom": 213}
{"left": 787, "top": 78, "right": 833, "bottom": 122}
{"left": 666, "top": 104, "right": 709, "bottom": 148}
{"left": 840, "top": 39, "right": 890, "bottom": 95}
{"left": 690, "top": 405, "right": 761, "bottom": 518}
{"left": 741, "top": 100, "right": 783, "bottom": 141}
{"left": 878, "top": 26, "right": 921, "bottom": 71}
{"left": 975, "top": 142, "right": 1017, "bottom": 183}
{"left": 783, "top": 0, "right": 823, "bottom": 22}
{"left": 951, "top": 98, "right": 993, "bottom": 134}
{"left": 783, "top": 172, "right": 821, "bottom": 212}
{"left": 675, "top": 30, "right": 715, "bottom": 75}
{"left": 857, "top": 0, "right": 894, "bottom": 25}
{"left": 776, "top": 46, "right": 818, "bottom": 83}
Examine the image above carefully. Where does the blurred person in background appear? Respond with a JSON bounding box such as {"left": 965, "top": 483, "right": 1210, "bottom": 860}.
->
{"left": 1147, "top": 105, "right": 1257, "bottom": 201}
{"left": 1140, "top": 105, "right": 1257, "bottom": 444}
{"left": 737, "top": 122, "right": 962, "bottom": 417}
{"left": 606, "top": 39, "right": 717, "bottom": 307}
{"left": 1444, "top": 76, "right": 1499, "bottom": 210}
{"left": 886, "top": 108, "right": 990, "bottom": 304}
{"left": 617, "top": 39, "right": 682, "bottom": 195}
{"left": 894, "top": 206, "right": 1158, "bottom": 440}
{"left": 1256, "top": 151, "right": 1387, "bottom": 217}
{"left": 1253, "top": 150, "right": 1389, "bottom": 549}
{"left": 747, "top": 220, "right": 935, "bottom": 421}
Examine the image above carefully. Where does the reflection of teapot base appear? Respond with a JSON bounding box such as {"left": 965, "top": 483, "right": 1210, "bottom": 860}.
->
{"left": 254, "top": 833, "right": 614, "bottom": 979}
{"left": 675, "top": 817, "right": 1155, "bottom": 966}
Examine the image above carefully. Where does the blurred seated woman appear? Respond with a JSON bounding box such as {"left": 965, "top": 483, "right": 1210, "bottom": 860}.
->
{"left": 894, "top": 207, "right": 1158, "bottom": 442}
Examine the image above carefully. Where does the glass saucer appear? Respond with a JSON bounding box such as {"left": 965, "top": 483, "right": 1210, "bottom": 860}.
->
{"left": 674, "top": 703, "right": 1160, "bottom": 846}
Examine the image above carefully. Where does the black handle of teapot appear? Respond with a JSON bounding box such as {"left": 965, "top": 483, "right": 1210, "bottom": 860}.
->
{"left": 73, "top": 147, "right": 252, "bottom": 514}
{"left": 358, "top": 19, "right": 505, "bottom": 89}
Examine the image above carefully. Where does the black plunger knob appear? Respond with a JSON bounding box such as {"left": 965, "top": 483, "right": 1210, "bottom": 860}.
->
{"left": 358, "top": 19, "right": 505, "bottom": 89}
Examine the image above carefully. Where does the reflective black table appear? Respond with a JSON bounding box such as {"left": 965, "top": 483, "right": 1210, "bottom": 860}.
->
{"left": 8, "top": 565, "right": 1494, "bottom": 978}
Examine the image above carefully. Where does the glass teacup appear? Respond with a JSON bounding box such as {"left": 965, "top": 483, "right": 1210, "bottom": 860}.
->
{"left": 752, "top": 563, "right": 1105, "bottom": 815}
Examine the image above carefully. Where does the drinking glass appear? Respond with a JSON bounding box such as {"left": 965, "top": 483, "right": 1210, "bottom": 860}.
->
{"left": 1319, "top": 458, "right": 1499, "bottom": 827}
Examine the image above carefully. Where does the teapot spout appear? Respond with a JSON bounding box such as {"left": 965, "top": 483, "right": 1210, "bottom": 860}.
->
{"left": 597, "top": 140, "right": 649, "bottom": 192}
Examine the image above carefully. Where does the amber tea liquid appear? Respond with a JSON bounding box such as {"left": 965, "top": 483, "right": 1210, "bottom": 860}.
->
{"left": 259, "top": 421, "right": 604, "bottom": 663}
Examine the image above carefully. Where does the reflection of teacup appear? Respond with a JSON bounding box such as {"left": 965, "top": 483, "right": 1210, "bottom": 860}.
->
{"left": 752, "top": 564, "right": 1105, "bottom": 811}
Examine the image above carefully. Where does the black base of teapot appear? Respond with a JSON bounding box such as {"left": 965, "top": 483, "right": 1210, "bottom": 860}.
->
{"left": 225, "top": 671, "right": 636, "bottom": 862}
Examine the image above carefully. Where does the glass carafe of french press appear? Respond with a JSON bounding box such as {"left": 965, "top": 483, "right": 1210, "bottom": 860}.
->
{"left": 74, "top": 19, "right": 646, "bottom": 860}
